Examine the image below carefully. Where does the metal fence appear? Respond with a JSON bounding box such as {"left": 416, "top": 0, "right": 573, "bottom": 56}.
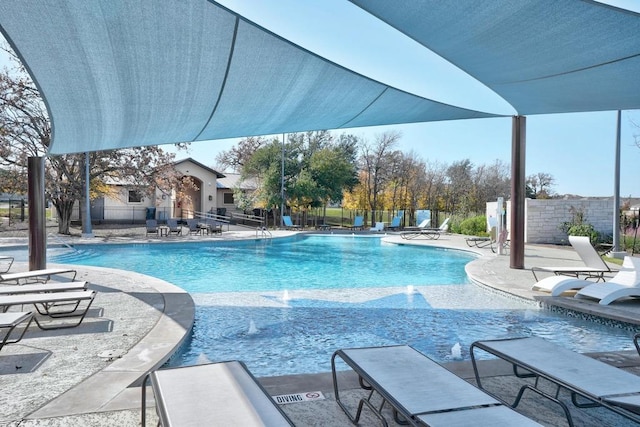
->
{"left": 0, "top": 198, "right": 56, "bottom": 227}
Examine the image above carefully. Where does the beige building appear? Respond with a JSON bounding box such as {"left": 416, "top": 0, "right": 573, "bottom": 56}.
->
{"left": 76, "top": 158, "right": 228, "bottom": 223}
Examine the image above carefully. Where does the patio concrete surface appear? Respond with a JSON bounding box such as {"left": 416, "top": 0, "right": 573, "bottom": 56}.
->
{"left": 0, "top": 227, "right": 639, "bottom": 426}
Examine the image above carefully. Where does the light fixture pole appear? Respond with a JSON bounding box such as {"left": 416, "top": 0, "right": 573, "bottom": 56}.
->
{"left": 281, "top": 133, "right": 285, "bottom": 228}
{"left": 82, "top": 152, "right": 94, "bottom": 237}
{"left": 613, "top": 110, "right": 621, "bottom": 253}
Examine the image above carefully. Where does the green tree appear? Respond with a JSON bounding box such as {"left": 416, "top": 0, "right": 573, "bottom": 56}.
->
{"left": 309, "top": 145, "right": 358, "bottom": 220}
{"left": 241, "top": 132, "right": 358, "bottom": 226}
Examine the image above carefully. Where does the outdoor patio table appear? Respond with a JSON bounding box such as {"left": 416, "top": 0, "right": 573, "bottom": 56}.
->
{"left": 158, "top": 225, "right": 170, "bottom": 237}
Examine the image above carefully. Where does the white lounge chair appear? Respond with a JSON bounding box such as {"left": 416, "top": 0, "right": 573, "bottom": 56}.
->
{"left": 530, "top": 236, "right": 611, "bottom": 281}
{"left": 471, "top": 336, "right": 640, "bottom": 426}
{"left": 332, "top": 345, "right": 542, "bottom": 426}
{"left": 0, "top": 290, "right": 96, "bottom": 330}
{"left": 405, "top": 218, "right": 430, "bottom": 230}
{"left": 141, "top": 361, "right": 294, "bottom": 427}
{"left": 0, "top": 281, "right": 88, "bottom": 296}
{"left": 533, "top": 256, "right": 638, "bottom": 297}
{"left": 0, "top": 255, "right": 14, "bottom": 273}
{"left": 369, "top": 222, "right": 384, "bottom": 232}
{"left": 0, "top": 311, "right": 34, "bottom": 352}
{"left": 400, "top": 217, "right": 450, "bottom": 240}
{"left": 574, "top": 256, "right": 640, "bottom": 305}
{"left": 0, "top": 268, "right": 77, "bottom": 285}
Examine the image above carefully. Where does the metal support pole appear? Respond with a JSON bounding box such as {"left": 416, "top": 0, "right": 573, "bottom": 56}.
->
{"left": 82, "top": 152, "right": 94, "bottom": 237}
{"left": 496, "top": 197, "right": 504, "bottom": 255}
{"left": 510, "top": 116, "right": 526, "bottom": 269}
{"left": 281, "top": 133, "right": 285, "bottom": 228}
{"left": 613, "top": 110, "right": 621, "bottom": 252}
{"left": 28, "top": 156, "right": 46, "bottom": 270}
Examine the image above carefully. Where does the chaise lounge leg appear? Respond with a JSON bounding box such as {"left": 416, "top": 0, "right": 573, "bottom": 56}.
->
{"left": 513, "top": 384, "right": 574, "bottom": 427}
{"left": 32, "top": 294, "right": 96, "bottom": 330}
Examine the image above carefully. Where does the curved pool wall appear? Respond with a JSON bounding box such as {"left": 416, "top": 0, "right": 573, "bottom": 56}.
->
{"left": 3, "top": 235, "right": 638, "bottom": 377}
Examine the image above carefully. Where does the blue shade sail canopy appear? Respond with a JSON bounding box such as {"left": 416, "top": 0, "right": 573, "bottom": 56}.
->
{"left": 0, "top": 0, "right": 500, "bottom": 155}
{"left": 349, "top": 0, "right": 640, "bottom": 116}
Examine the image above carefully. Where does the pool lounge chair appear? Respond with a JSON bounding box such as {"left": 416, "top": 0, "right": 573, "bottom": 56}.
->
{"left": 146, "top": 219, "right": 158, "bottom": 236}
{"left": 471, "top": 336, "right": 640, "bottom": 426}
{"left": 530, "top": 235, "right": 611, "bottom": 281}
{"left": 332, "top": 345, "right": 542, "bottom": 426}
{"left": 404, "top": 218, "right": 430, "bottom": 231}
{"left": 350, "top": 216, "right": 364, "bottom": 230}
{"left": 141, "top": 360, "right": 294, "bottom": 427}
{"left": 573, "top": 256, "right": 640, "bottom": 305}
{"left": 532, "top": 256, "right": 638, "bottom": 297}
{"left": 369, "top": 222, "right": 384, "bottom": 232}
{"left": 387, "top": 216, "right": 401, "bottom": 231}
{"left": 201, "top": 218, "right": 222, "bottom": 234}
{"left": 466, "top": 218, "right": 497, "bottom": 250}
{"left": 465, "top": 235, "right": 493, "bottom": 249}
{"left": 400, "top": 217, "right": 450, "bottom": 240}
{"left": 282, "top": 215, "right": 301, "bottom": 230}
{"left": 0, "top": 290, "right": 96, "bottom": 330}
{"left": 0, "top": 255, "right": 14, "bottom": 273}
{"left": 166, "top": 218, "right": 182, "bottom": 236}
{"left": 0, "top": 268, "right": 77, "bottom": 285}
{"left": 186, "top": 219, "right": 206, "bottom": 235}
{"left": 0, "top": 311, "right": 34, "bottom": 352}
{"left": 0, "top": 281, "right": 88, "bottom": 296}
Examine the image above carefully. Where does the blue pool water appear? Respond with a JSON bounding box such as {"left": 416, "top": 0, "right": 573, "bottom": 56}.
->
{"left": 35, "top": 235, "right": 637, "bottom": 376}
{"left": 51, "top": 235, "right": 472, "bottom": 292}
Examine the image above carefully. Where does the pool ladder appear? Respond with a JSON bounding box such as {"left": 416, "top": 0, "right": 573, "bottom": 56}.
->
{"left": 256, "top": 227, "right": 272, "bottom": 239}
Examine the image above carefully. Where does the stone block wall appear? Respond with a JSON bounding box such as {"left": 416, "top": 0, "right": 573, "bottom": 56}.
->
{"left": 487, "top": 198, "right": 614, "bottom": 244}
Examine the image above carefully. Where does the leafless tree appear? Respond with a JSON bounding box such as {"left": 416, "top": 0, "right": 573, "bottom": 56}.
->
{"left": 359, "top": 131, "right": 401, "bottom": 225}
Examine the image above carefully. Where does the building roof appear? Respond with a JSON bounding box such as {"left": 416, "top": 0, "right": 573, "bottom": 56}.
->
{"left": 216, "top": 173, "right": 257, "bottom": 191}
{"left": 173, "top": 158, "right": 225, "bottom": 179}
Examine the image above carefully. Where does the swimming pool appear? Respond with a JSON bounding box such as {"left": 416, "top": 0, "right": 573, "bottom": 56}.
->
{"left": 50, "top": 235, "right": 472, "bottom": 292}
{"left": 39, "top": 235, "right": 638, "bottom": 376}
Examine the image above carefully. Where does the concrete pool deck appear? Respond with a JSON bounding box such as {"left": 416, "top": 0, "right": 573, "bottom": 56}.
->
{"left": 0, "top": 227, "right": 639, "bottom": 426}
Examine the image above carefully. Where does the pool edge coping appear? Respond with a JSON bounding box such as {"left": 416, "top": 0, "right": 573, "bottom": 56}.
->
{"left": 25, "top": 265, "right": 195, "bottom": 419}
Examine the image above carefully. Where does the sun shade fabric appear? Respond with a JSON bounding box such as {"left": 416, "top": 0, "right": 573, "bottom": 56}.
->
{"left": 0, "top": 0, "right": 499, "bottom": 155}
{"left": 350, "top": 0, "right": 640, "bottom": 115}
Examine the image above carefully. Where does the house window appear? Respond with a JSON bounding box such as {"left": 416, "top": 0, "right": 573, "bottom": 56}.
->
{"left": 223, "top": 193, "right": 234, "bottom": 204}
{"left": 128, "top": 190, "right": 143, "bottom": 203}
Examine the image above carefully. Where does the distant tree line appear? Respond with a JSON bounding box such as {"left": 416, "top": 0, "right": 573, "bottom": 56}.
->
{"left": 217, "top": 130, "right": 557, "bottom": 227}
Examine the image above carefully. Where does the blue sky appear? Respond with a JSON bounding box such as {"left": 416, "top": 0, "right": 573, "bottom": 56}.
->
{"left": 187, "top": 0, "right": 640, "bottom": 198}
{"left": 1, "top": 0, "right": 639, "bottom": 197}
